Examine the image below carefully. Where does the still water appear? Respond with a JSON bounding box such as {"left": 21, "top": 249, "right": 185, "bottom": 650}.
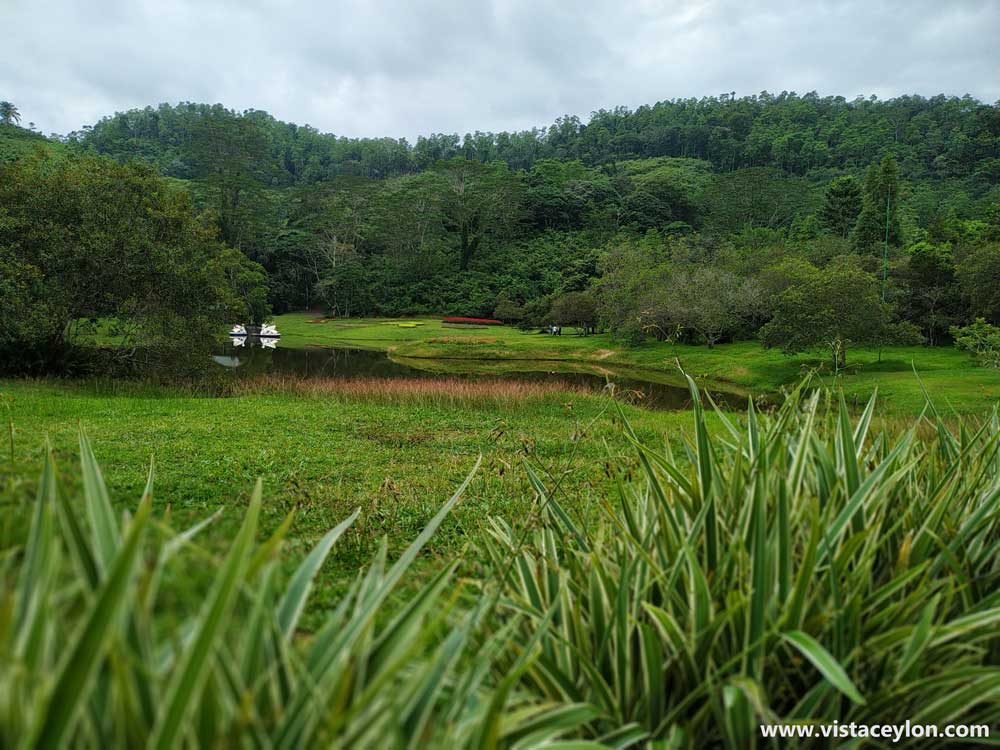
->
{"left": 211, "top": 341, "right": 746, "bottom": 411}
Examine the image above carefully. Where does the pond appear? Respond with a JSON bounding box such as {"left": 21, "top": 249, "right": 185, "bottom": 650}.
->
{"left": 211, "top": 341, "right": 747, "bottom": 411}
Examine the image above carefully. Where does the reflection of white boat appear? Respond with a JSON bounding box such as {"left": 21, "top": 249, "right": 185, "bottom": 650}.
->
{"left": 212, "top": 355, "right": 243, "bottom": 368}
{"left": 260, "top": 337, "right": 277, "bottom": 349}
{"left": 232, "top": 336, "right": 247, "bottom": 348}
{"left": 229, "top": 324, "right": 247, "bottom": 336}
{"left": 259, "top": 323, "right": 280, "bottom": 338}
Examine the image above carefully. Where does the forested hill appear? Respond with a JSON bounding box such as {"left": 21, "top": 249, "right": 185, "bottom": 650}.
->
{"left": 71, "top": 93, "right": 999, "bottom": 183}
{"left": 0, "top": 122, "right": 63, "bottom": 162}
{"left": 5, "top": 92, "right": 1000, "bottom": 350}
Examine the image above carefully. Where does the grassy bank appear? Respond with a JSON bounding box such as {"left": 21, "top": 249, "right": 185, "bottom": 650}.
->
{"left": 0, "top": 376, "right": 692, "bottom": 609}
{"left": 272, "top": 313, "right": 1000, "bottom": 414}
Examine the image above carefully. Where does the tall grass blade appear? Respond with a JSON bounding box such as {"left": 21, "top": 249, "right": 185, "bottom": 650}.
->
{"left": 148, "top": 480, "right": 262, "bottom": 750}
{"left": 31, "top": 491, "right": 152, "bottom": 749}
{"left": 781, "top": 631, "right": 865, "bottom": 706}
{"left": 79, "top": 430, "right": 122, "bottom": 572}
{"left": 276, "top": 508, "right": 359, "bottom": 640}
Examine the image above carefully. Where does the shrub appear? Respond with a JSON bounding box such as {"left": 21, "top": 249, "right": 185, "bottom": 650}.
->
{"left": 486, "top": 377, "right": 1000, "bottom": 747}
{"left": 951, "top": 318, "right": 1000, "bottom": 368}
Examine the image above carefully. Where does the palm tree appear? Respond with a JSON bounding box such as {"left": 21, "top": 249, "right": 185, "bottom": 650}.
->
{"left": 0, "top": 101, "right": 22, "bottom": 125}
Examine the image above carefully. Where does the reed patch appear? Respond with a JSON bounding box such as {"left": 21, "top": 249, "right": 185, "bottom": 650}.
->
{"left": 229, "top": 373, "right": 592, "bottom": 405}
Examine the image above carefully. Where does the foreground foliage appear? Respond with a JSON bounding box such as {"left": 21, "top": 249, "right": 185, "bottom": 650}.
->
{"left": 952, "top": 318, "right": 1000, "bottom": 369}
{"left": 1, "top": 378, "right": 998, "bottom": 747}
{"left": 488, "top": 379, "right": 1000, "bottom": 747}
{"left": 0, "top": 436, "right": 583, "bottom": 749}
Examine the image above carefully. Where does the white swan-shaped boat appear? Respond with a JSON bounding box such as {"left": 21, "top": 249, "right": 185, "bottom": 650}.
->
{"left": 259, "top": 323, "right": 280, "bottom": 338}
{"left": 229, "top": 324, "right": 247, "bottom": 336}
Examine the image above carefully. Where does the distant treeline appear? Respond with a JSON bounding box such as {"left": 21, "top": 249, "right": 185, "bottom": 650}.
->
{"left": 70, "top": 93, "right": 1000, "bottom": 182}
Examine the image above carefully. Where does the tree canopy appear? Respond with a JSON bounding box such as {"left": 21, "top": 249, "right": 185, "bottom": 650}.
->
{"left": 0, "top": 153, "right": 267, "bottom": 373}
{"left": 69, "top": 93, "right": 1000, "bottom": 184}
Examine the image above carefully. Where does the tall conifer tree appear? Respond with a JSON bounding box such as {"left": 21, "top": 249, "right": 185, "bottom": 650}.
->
{"left": 851, "top": 155, "right": 902, "bottom": 253}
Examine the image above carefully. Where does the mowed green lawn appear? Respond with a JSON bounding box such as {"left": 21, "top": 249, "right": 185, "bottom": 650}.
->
{"left": 0, "top": 377, "right": 693, "bottom": 613}
{"left": 274, "top": 313, "right": 1000, "bottom": 415}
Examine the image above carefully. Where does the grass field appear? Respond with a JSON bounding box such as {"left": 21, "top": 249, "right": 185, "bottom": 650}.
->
{"left": 6, "top": 373, "right": 998, "bottom": 746}
{"left": 5, "top": 314, "right": 996, "bottom": 615}
{"left": 0, "top": 376, "right": 695, "bottom": 614}
{"left": 4, "top": 325, "right": 998, "bottom": 745}
{"left": 273, "top": 313, "right": 1000, "bottom": 414}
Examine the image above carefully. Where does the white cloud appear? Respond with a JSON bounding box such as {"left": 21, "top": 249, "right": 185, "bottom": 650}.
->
{"left": 3, "top": 0, "right": 997, "bottom": 138}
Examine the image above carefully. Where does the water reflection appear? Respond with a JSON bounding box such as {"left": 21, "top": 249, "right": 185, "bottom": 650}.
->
{"left": 210, "top": 342, "right": 747, "bottom": 411}
{"left": 211, "top": 354, "right": 243, "bottom": 368}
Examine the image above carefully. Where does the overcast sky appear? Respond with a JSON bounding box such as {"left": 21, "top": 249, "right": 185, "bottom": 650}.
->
{"left": 3, "top": 0, "right": 998, "bottom": 139}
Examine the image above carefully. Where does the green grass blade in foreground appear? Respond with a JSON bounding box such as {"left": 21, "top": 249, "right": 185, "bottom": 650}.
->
{"left": 473, "top": 604, "right": 559, "bottom": 750}
{"left": 149, "top": 479, "right": 262, "bottom": 750}
{"left": 275, "top": 457, "right": 481, "bottom": 748}
{"left": 53, "top": 453, "right": 102, "bottom": 589}
{"left": 31, "top": 490, "right": 153, "bottom": 749}
{"left": 526, "top": 460, "right": 588, "bottom": 550}
{"left": 781, "top": 630, "right": 866, "bottom": 706}
{"left": 896, "top": 594, "right": 939, "bottom": 682}
{"left": 14, "top": 444, "right": 57, "bottom": 667}
{"left": 684, "top": 372, "right": 717, "bottom": 571}
{"left": 79, "top": 429, "right": 122, "bottom": 572}
{"left": 276, "top": 507, "right": 359, "bottom": 641}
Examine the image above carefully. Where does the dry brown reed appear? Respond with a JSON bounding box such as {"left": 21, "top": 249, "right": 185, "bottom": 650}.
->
{"left": 229, "top": 374, "right": 595, "bottom": 406}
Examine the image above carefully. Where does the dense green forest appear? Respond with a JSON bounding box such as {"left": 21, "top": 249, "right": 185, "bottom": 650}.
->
{"left": 3, "top": 92, "right": 1000, "bottom": 369}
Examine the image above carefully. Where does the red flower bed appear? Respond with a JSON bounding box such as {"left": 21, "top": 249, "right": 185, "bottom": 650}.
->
{"left": 442, "top": 316, "right": 503, "bottom": 326}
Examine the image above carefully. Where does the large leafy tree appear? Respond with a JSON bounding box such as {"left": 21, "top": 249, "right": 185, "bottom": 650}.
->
{"left": 548, "top": 291, "right": 598, "bottom": 334}
{"left": 623, "top": 175, "right": 698, "bottom": 232}
{"left": 0, "top": 154, "right": 268, "bottom": 372}
{"left": 900, "top": 242, "right": 964, "bottom": 345}
{"left": 316, "top": 252, "right": 375, "bottom": 318}
{"left": 594, "top": 242, "right": 671, "bottom": 343}
{"left": 955, "top": 243, "right": 1000, "bottom": 324}
{"left": 524, "top": 159, "right": 618, "bottom": 230}
{"left": 187, "top": 107, "right": 272, "bottom": 255}
{"left": 663, "top": 267, "right": 765, "bottom": 347}
{"left": 432, "top": 158, "right": 524, "bottom": 270}
{"left": 702, "top": 167, "right": 816, "bottom": 233}
{"left": 761, "top": 257, "right": 897, "bottom": 371}
{"left": 370, "top": 158, "right": 523, "bottom": 274}
{"left": 619, "top": 157, "right": 711, "bottom": 233}
{"left": 275, "top": 178, "right": 376, "bottom": 311}
{"left": 372, "top": 171, "right": 449, "bottom": 271}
